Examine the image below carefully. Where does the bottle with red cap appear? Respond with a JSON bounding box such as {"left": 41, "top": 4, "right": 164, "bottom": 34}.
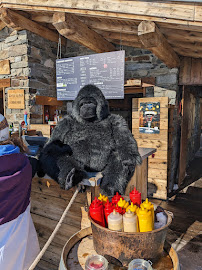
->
{"left": 89, "top": 197, "right": 105, "bottom": 227}
{"left": 129, "top": 187, "right": 141, "bottom": 207}
{"left": 104, "top": 200, "right": 114, "bottom": 224}
{"left": 112, "top": 192, "right": 124, "bottom": 205}
{"left": 114, "top": 205, "right": 126, "bottom": 215}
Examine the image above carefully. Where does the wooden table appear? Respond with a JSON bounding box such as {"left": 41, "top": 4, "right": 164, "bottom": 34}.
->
{"left": 125, "top": 147, "right": 156, "bottom": 200}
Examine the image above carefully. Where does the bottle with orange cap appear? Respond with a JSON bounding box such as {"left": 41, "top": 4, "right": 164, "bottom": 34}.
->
{"left": 137, "top": 206, "right": 153, "bottom": 232}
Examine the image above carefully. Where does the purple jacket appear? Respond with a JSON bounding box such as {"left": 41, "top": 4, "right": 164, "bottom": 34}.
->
{"left": 0, "top": 153, "right": 32, "bottom": 225}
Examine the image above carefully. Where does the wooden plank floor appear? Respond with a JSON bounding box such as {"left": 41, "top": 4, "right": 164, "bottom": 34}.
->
{"left": 31, "top": 178, "right": 202, "bottom": 270}
{"left": 31, "top": 177, "right": 87, "bottom": 270}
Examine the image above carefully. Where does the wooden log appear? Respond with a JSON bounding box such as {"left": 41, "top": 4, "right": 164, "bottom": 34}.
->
{"left": 97, "top": 31, "right": 140, "bottom": 43}
{"left": 80, "top": 18, "right": 138, "bottom": 34}
{"left": 138, "top": 21, "right": 180, "bottom": 68}
{"left": 107, "top": 38, "right": 143, "bottom": 49}
{"left": 52, "top": 12, "right": 115, "bottom": 53}
{"left": 1, "top": 0, "right": 196, "bottom": 22}
{"left": 0, "top": 8, "right": 66, "bottom": 45}
{"left": 4, "top": 1, "right": 202, "bottom": 35}
{"left": 0, "top": 20, "right": 6, "bottom": 31}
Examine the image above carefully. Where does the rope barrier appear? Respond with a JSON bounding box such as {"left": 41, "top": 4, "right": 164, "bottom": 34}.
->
{"left": 28, "top": 185, "right": 81, "bottom": 270}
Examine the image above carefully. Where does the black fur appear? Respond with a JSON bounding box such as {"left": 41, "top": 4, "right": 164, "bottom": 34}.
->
{"left": 38, "top": 84, "right": 142, "bottom": 195}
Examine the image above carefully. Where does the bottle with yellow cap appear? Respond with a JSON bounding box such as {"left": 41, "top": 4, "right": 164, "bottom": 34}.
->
{"left": 123, "top": 210, "right": 137, "bottom": 232}
{"left": 141, "top": 198, "right": 154, "bottom": 229}
{"left": 98, "top": 193, "right": 108, "bottom": 205}
{"left": 117, "top": 198, "right": 129, "bottom": 209}
{"left": 126, "top": 202, "right": 138, "bottom": 213}
{"left": 137, "top": 206, "right": 153, "bottom": 232}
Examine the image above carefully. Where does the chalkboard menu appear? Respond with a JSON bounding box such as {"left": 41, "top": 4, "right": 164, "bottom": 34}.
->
{"left": 56, "top": 50, "right": 125, "bottom": 100}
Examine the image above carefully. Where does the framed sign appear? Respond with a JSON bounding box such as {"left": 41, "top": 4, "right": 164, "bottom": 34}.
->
{"left": 139, "top": 102, "right": 160, "bottom": 134}
{"left": 56, "top": 50, "right": 125, "bottom": 100}
{"left": 8, "top": 89, "right": 25, "bottom": 109}
{"left": 0, "top": 60, "right": 10, "bottom": 75}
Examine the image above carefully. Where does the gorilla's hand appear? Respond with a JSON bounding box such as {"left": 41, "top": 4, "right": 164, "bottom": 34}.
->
{"left": 57, "top": 155, "right": 88, "bottom": 190}
{"left": 43, "top": 140, "right": 73, "bottom": 156}
{"left": 65, "top": 168, "right": 87, "bottom": 190}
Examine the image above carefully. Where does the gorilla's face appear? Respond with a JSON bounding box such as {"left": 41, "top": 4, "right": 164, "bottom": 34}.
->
{"left": 79, "top": 97, "right": 97, "bottom": 121}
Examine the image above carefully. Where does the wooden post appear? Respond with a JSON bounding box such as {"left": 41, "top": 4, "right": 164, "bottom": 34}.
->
{"left": 3, "top": 87, "right": 6, "bottom": 116}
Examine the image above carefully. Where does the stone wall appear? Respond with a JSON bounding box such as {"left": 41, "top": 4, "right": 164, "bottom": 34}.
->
{"left": 27, "top": 31, "right": 63, "bottom": 124}
{"left": 65, "top": 40, "right": 179, "bottom": 104}
{"left": 0, "top": 27, "right": 29, "bottom": 127}
{"left": 0, "top": 27, "right": 62, "bottom": 126}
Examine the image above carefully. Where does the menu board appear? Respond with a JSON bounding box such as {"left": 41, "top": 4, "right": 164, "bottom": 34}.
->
{"left": 56, "top": 51, "right": 125, "bottom": 100}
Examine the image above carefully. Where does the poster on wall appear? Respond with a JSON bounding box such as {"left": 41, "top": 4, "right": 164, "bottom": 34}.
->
{"left": 56, "top": 50, "right": 125, "bottom": 100}
{"left": 139, "top": 102, "right": 160, "bottom": 134}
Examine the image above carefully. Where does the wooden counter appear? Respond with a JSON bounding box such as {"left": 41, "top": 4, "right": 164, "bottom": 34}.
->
{"left": 125, "top": 147, "right": 156, "bottom": 200}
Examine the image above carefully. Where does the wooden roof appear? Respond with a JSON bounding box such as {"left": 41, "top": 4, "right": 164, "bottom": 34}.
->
{"left": 0, "top": 1, "right": 202, "bottom": 67}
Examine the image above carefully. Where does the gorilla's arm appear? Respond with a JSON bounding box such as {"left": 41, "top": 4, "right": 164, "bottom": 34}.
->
{"left": 38, "top": 116, "right": 87, "bottom": 188}
{"left": 109, "top": 114, "right": 142, "bottom": 168}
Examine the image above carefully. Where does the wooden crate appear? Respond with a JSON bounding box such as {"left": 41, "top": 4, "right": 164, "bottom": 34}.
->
{"left": 132, "top": 97, "right": 169, "bottom": 199}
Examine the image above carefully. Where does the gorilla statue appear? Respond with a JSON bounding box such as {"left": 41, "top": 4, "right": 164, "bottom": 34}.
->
{"left": 38, "top": 84, "right": 142, "bottom": 195}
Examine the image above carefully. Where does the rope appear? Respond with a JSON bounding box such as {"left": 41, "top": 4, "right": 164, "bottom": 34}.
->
{"left": 28, "top": 185, "right": 81, "bottom": 270}
{"left": 57, "top": 33, "right": 62, "bottom": 59}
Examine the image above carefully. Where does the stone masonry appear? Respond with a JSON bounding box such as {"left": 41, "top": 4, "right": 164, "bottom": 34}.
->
{"left": 65, "top": 40, "right": 179, "bottom": 105}
{"left": 0, "top": 27, "right": 62, "bottom": 127}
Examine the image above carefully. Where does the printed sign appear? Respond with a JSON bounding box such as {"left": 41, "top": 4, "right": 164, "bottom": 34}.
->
{"left": 56, "top": 50, "right": 125, "bottom": 100}
{"left": 8, "top": 89, "right": 25, "bottom": 109}
{"left": 139, "top": 102, "right": 160, "bottom": 134}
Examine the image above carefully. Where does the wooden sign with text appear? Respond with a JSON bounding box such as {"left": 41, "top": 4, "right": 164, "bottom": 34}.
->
{"left": 8, "top": 89, "right": 25, "bottom": 109}
{"left": 0, "top": 60, "right": 10, "bottom": 75}
{"left": 0, "top": 78, "right": 10, "bottom": 87}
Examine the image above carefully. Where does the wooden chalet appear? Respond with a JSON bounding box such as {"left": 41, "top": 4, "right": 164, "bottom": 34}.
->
{"left": 0, "top": 1, "right": 201, "bottom": 269}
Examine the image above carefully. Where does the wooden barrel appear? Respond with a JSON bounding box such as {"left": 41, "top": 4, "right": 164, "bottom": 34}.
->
{"left": 59, "top": 226, "right": 180, "bottom": 270}
{"left": 89, "top": 210, "right": 173, "bottom": 266}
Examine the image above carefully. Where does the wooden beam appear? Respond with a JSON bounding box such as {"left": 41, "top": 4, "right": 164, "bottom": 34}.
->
{"left": 31, "top": 14, "right": 53, "bottom": 23}
{"left": 96, "top": 31, "right": 140, "bottom": 44}
{"left": 0, "top": 0, "right": 197, "bottom": 22}
{"left": 138, "top": 21, "right": 180, "bottom": 68}
{"left": 2, "top": 2, "right": 202, "bottom": 33}
{"left": 173, "top": 47, "right": 202, "bottom": 59}
{"left": 0, "top": 8, "right": 66, "bottom": 45}
{"left": 52, "top": 12, "right": 115, "bottom": 53}
{"left": 80, "top": 18, "right": 138, "bottom": 34}
{"left": 0, "top": 20, "right": 6, "bottom": 31}
{"left": 161, "top": 28, "right": 202, "bottom": 43}
{"left": 107, "top": 39, "right": 142, "bottom": 49}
